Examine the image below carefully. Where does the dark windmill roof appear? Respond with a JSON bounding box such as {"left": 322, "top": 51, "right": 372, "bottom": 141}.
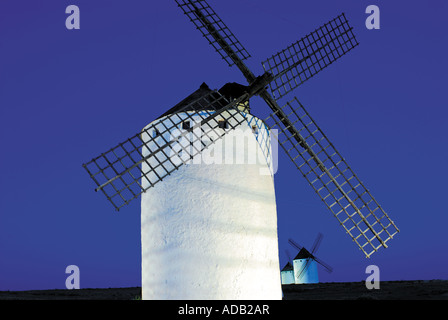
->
{"left": 157, "top": 82, "right": 213, "bottom": 119}
{"left": 281, "top": 262, "right": 294, "bottom": 272}
{"left": 294, "top": 247, "right": 314, "bottom": 260}
{"left": 156, "top": 82, "right": 250, "bottom": 119}
{"left": 218, "top": 82, "right": 249, "bottom": 100}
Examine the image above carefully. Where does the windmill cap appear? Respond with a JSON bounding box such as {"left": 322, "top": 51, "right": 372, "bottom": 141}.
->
{"left": 156, "top": 82, "right": 250, "bottom": 119}
{"left": 294, "top": 247, "right": 314, "bottom": 260}
{"left": 156, "top": 82, "right": 214, "bottom": 119}
{"left": 281, "top": 261, "right": 294, "bottom": 271}
{"left": 218, "top": 82, "right": 249, "bottom": 100}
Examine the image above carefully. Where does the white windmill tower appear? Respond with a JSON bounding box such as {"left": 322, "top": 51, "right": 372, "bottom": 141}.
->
{"left": 82, "top": 0, "right": 400, "bottom": 300}
{"left": 280, "top": 250, "right": 294, "bottom": 285}
{"left": 139, "top": 82, "right": 281, "bottom": 299}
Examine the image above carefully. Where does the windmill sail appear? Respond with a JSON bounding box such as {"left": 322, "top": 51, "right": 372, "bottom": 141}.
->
{"left": 270, "top": 98, "right": 399, "bottom": 258}
{"left": 288, "top": 239, "right": 312, "bottom": 282}
{"left": 175, "top": 0, "right": 251, "bottom": 68}
{"left": 262, "top": 13, "right": 359, "bottom": 99}
{"left": 83, "top": 90, "right": 250, "bottom": 210}
{"left": 175, "top": 0, "right": 259, "bottom": 85}
{"left": 310, "top": 232, "right": 324, "bottom": 253}
{"left": 313, "top": 256, "right": 333, "bottom": 273}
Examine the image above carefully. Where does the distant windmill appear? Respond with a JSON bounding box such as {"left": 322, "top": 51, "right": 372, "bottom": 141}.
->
{"left": 82, "top": 0, "right": 400, "bottom": 299}
{"left": 288, "top": 233, "right": 333, "bottom": 284}
{"left": 280, "top": 250, "right": 295, "bottom": 285}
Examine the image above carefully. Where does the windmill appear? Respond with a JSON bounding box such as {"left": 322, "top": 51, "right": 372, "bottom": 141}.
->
{"left": 280, "top": 249, "right": 295, "bottom": 285}
{"left": 82, "top": 0, "right": 400, "bottom": 299}
{"left": 288, "top": 233, "right": 333, "bottom": 284}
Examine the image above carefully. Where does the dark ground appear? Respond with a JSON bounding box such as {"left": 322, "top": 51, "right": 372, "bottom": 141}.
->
{"left": 0, "top": 280, "right": 447, "bottom": 300}
{"left": 282, "top": 280, "right": 448, "bottom": 300}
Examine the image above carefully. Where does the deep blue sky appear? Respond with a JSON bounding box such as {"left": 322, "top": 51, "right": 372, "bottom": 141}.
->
{"left": 1, "top": 0, "right": 447, "bottom": 291}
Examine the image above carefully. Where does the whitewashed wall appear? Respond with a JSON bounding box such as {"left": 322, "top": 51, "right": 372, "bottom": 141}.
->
{"left": 293, "top": 259, "right": 319, "bottom": 284}
{"left": 140, "top": 111, "right": 281, "bottom": 299}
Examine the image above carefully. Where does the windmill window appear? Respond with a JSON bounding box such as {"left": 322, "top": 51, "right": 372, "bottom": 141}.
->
{"left": 153, "top": 128, "right": 160, "bottom": 138}
{"left": 182, "top": 120, "right": 191, "bottom": 130}
{"left": 218, "top": 119, "right": 228, "bottom": 129}
{"left": 252, "top": 125, "right": 258, "bottom": 135}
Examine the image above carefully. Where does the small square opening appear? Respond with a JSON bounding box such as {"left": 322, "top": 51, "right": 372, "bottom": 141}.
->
{"left": 182, "top": 120, "right": 191, "bottom": 130}
{"left": 218, "top": 119, "right": 228, "bottom": 129}
{"left": 252, "top": 125, "right": 258, "bottom": 135}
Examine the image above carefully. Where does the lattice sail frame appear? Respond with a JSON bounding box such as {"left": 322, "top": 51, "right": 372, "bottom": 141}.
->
{"left": 262, "top": 13, "right": 359, "bottom": 99}
{"left": 267, "top": 97, "right": 400, "bottom": 258}
{"left": 175, "top": 0, "right": 251, "bottom": 67}
{"left": 83, "top": 91, "right": 252, "bottom": 211}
